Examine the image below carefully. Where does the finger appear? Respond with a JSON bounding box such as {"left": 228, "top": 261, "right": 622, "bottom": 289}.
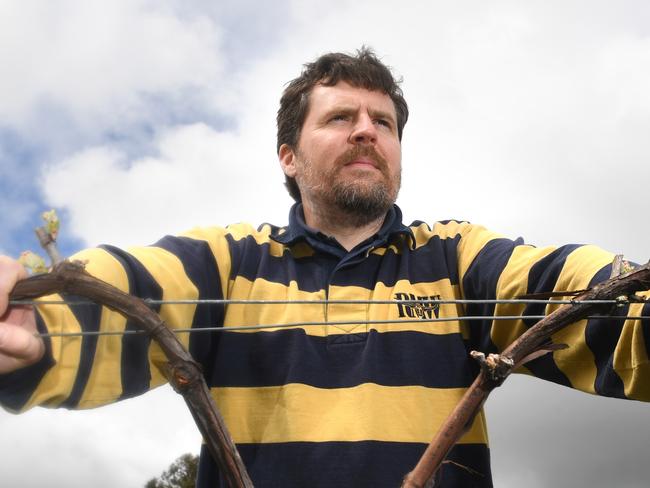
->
{"left": 0, "top": 321, "right": 45, "bottom": 373}
{"left": 0, "top": 255, "right": 28, "bottom": 316}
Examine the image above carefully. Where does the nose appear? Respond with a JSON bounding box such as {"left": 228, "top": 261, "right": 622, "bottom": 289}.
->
{"left": 349, "top": 114, "right": 377, "bottom": 145}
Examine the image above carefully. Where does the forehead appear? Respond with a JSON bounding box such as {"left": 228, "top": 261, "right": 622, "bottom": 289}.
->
{"left": 306, "top": 81, "right": 396, "bottom": 117}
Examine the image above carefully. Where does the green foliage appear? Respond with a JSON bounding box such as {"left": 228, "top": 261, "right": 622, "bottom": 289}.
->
{"left": 18, "top": 208, "right": 61, "bottom": 274}
{"left": 41, "top": 209, "right": 60, "bottom": 240}
{"left": 145, "top": 453, "right": 199, "bottom": 488}
{"left": 18, "top": 250, "right": 48, "bottom": 274}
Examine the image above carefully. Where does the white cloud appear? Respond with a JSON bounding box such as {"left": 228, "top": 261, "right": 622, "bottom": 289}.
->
{"left": 0, "top": 0, "right": 225, "bottom": 132}
{"left": 41, "top": 122, "right": 290, "bottom": 248}
{"left": 0, "top": 386, "right": 200, "bottom": 488}
{"left": 7, "top": 2, "right": 650, "bottom": 259}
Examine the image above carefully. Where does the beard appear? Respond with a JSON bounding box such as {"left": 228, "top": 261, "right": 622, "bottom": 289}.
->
{"left": 297, "top": 145, "right": 401, "bottom": 227}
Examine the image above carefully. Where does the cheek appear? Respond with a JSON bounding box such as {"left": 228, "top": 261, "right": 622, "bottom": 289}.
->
{"left": 386, "top": 145, "right": 402, "bottom": 174}
{"left": 304, "top": 144, "right": 334, "bottom": 172}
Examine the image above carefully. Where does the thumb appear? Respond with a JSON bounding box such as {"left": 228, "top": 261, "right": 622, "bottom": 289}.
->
{"left": 0, "top": 318, "right": 45, "bottom": 373}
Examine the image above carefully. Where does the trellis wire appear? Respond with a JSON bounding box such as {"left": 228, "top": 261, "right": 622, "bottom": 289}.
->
{"left": 36, "top": 314, "right": 648, "bottom": 338}
{"left": 12, "top": 295, "right": 646, "bottom": 338}
{"left": 11, "top": 297, "right": 645, "bottom": 307}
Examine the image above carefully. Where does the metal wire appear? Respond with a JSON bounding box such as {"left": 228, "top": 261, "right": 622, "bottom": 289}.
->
{"left": 10, "top": 297, "right": 645, "bottom": 307}
{"left": 35, "top": 314, "right": 649, "bottom": 338}
{"left": 11, "top": 295, "right": 647, "bottom": 338}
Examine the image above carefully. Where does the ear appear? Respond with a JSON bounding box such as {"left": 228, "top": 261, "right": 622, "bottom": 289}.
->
{"left": 278, "top": 144, "right": 298, "bottom": 177}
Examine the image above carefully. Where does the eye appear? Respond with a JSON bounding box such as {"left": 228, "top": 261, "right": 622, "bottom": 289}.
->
{"left": 329, "top": 114, "right": 349, "bottom": 123}
{"left": 374, "top": 118, "right": 392, "bottom": 129}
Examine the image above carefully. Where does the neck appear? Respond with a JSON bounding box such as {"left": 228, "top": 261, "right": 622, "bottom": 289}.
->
{"left": 301, "top": 200, "right": 387, "bottom": 251}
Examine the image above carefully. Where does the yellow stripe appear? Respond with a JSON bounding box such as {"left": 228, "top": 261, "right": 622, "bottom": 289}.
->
{"left": 410, "top": 221, "right": 439, "bottom": 248}
{"left": 325, "top": 285, "right": 369, "bottom": 334}
{"left": 25, "top": 293, "right": 81, "bottom": 409}
{"left": 288, "top": 241, "right": 316, "bottom": 258}
{"left": 224, "top": 277, "right": 467, "bottom": 337}
{"left": 614, "top": 293, "right": 650, "bottom": 400}
{"left": 225, "top": 277, "right": 327, "bottom": 335}
{"left": 551, "top": 246, "right": 613, "bottom": 393}
{"left": 491, "top": 245, "right": 557, "bottom": 352}
{"left": 213, "top": 383, "right": 487, "bottom": 445}
{"left": 334, "top": 281, "right": 466, "bottom": 336}
{"left": 128, "top": 246, "right": 199, "bottom": 388}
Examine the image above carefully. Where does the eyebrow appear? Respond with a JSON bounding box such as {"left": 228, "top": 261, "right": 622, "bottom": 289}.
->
{"left": 323, "top": 105, "right": 355, "bottom": 117}
{"left": 322, "top": 105, "right": 397, "bottom": 125}
{"left": 368, "top": 108, "right": 397, "bottom": 124}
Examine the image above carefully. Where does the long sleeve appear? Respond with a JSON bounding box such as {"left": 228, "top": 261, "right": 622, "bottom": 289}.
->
{"left": 455, "top": 221, "right": 650, "bottom": 401}
{"left": 0, "top": 225, "right": 238, "bottom": 412}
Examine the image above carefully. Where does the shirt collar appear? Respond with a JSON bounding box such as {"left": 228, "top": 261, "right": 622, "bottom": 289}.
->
{"left": 271, "top": 203, "right": 415, "bottom": 250}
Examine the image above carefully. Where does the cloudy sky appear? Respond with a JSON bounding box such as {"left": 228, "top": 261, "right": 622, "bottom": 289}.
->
{"left": 1, "top": 0, "right": 649, "bottom": 486}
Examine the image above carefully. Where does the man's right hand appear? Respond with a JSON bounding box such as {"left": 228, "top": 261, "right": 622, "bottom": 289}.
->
{"left": 0, "top": 255, "right": 44, "bottom": 374}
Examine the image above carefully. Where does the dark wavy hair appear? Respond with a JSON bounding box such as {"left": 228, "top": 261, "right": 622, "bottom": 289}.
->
{"left": 277, "top": 47, "right": 409, "bottom": 201}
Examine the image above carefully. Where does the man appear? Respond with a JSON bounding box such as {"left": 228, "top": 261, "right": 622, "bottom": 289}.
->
{"left": 0, "top": 48, "right": 648, "bottom": 488}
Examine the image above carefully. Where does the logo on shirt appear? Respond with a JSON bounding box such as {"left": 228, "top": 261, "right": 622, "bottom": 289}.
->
{"left": 394, "top": 293, "right": 441, "bottom": 319}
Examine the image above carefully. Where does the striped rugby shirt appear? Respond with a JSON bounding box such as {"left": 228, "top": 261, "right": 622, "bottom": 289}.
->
{"left": 1, "top": 204, "right": 649, "bottom": 487}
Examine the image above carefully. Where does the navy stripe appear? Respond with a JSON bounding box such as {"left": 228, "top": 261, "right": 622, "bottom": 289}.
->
{"left": 59, "top": 294, "right": 102, "bottom": 408}
{"left": 228, "top": 234, "right": 332, "bottom": 292}
{"left": 153, "top": 236, "right": 225, "bottom": 369}
{"left": 436, "top": 219, "right": 468, "bottom": 226}
{"left": 525, "top": 244, "right": 583, "bottom": 299}
{"left": 333, "top": 234, "right": 461, "bottom": 287}
{"left": 585, "top": 264, "right": 627, "bottom": 398}
{"left": 101, "top": 245, "right": 161, "bottom": 400}
{"left": 462, "top": 238, "right": 519, "bottom": 354}
{"left": 210, "top": 329, "right": 475, "bottom": 389}
{"left": 520, "top": 245, "right": 583, "bottom": 387}
{"left": 0, "top": 313, "right": 54, "bottom": 411}
{"left": 435, "top": 443, "right": 493, "bottom": 488}
{"left": 197, "top": 442, "right": 492, "bottom": 488}
{"left": 227, "top": 233, "right": 462, "bottom": 292}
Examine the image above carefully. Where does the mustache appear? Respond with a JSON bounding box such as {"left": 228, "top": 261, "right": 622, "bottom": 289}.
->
{"left": 334, "top": 145, "right": 389, "bottom": 172}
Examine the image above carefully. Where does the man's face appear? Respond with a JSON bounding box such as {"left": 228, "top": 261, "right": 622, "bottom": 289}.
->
{"left": 280, "top": 81, "right": 402, "bottom": 225}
